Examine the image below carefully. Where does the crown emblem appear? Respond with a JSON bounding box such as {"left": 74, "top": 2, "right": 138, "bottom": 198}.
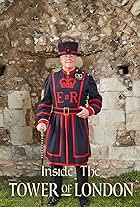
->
{"left": 59, "top": 78, "right": 76, "bottom": 88}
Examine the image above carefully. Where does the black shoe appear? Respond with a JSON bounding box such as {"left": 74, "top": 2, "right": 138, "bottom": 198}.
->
{"left": 79, "top": 197, "right": 89, "bottom": 207}
{"left": 48, "top": 196, "right": 61, "bottom": 206}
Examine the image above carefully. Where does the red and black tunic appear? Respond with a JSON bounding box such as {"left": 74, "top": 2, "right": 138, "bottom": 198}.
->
{"left": 36, "top": 68, "right": 102, "bottom": 166}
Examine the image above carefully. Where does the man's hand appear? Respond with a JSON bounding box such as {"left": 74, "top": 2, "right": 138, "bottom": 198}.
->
{"left": 36, "top": 123, "right": 47, "bottom": 132}
{"left": 76, "top": 106, "right": 89, "bottom": 119}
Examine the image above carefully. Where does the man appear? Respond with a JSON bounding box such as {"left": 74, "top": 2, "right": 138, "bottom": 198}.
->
{"left": 36, "top": 41, "right": 102, "bottom": 207}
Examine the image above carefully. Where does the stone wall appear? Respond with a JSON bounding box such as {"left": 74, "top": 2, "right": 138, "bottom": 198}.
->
{"left": 0, "top": 0, "right": 140, "bottom": 177}
{"left": 89, "top": 78, "right": 140, "bottom": 177}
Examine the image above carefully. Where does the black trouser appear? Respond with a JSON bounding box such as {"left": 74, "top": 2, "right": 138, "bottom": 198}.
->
{"left": 50, "top": 164, "right": 89, "bottom": 198}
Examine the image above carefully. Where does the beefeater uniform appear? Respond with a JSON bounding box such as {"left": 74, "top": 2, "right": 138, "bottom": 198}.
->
{"left": 36, "top": 41, "right": 102, "bottom": 199}
{"left": 36, "top": 67, "right": 102, "bottom": 166}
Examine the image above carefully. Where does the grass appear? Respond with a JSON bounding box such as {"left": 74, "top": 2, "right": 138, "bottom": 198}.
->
{"left": 0, "top": 170, "right": 140, "bottom": 207}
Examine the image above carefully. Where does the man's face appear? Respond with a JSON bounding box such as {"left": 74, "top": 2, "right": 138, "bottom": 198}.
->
{"left": 60, "top": 54, "right": 77, "bottom": 69}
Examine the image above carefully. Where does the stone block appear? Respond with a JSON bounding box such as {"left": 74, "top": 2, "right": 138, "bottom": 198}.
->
{"left": 12, "top": 146, "right": 26, "bottom": 160}
{"left": 115, "top": 127, "right": 136, "bottom": 146}
{"left": 88, "top": 159, "right": 135, "bottom": 178}
{"left": 88, "top": 114, "right": 100, "bottom": 126}
{"left": 98, "top": 110, "right": 125, "bottom": 127}
{"left": 0, "top": 146, "right": 12, "bottom": 160}
{"left": 45, "top": 58, "right": 61, "bottom": 69}
{"left": 90, "top": 126, "right": 104, "bottom": 145}
{"left": 133, "top": 80, "right": 140, "bottom": 97}
{"left": 12, "top": 145, "right": 35, "bottom": 160}
{"left": 0, "top": 128, "right": 10, "bottom": 144}
{"left": 101, "top": 92, "right": 125, "bottom": 110}
{"left": 131, "top": 0, "right": 140, "bottom": 16}
{"left": 0, "top": 0, "right": 5, "bottom": 4}
{"left": 123, "top": 90, "right": 133, "bottom": 97}
{"left": 91, "top": 126, "right": 117, "bottom": 145}
{"left": 10, "top": 126, "right": 33, "bottom": 145}
{"left": 24, "top": 145, "right": 33, "bottom": 159}
{"left": 126, "top": 112, "right": 140, "bottom": 131}
{"left": 4, "top": 109, "right": 26, "bottom": 127}
{"left": 135, "top": 146, "right": 140, "bottom": 160}
{"left": 32, "top": 144, "right": 41, "bottom": 159}
{"left": 110, "top": 160, "right": 134, "bottom": 169}
{"left": 126, "top": 97, "right": 140, "bottom": 113}
{"left": 0, "top": 110, "right": 4, "bottom": 127}
{"left": 134, "top": 161, "right": 140, "bottom": 171}
{"left": 90, "top": 144, "right": 109, "bottom": 159}
{"left": 0, "top": 161, "right": 20, "bottom": 177}
{"left": 100, "top": 78, "right": 126, "bottom": 92}
{"left": 0, "top": 97, "right": 3, "bottom": 108}
{"left": 8, "top": 91, "right": 31, "bottom": 109}
{"left": 135, "top": 131, "right": 140, "bottom": 145}
{"left": 109, "top": 146, "right": 136, "bottom": 160}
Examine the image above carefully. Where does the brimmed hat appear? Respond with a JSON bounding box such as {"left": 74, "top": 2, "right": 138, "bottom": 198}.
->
{"left": 58, "top": 41, "right": 80, "bottom": 56}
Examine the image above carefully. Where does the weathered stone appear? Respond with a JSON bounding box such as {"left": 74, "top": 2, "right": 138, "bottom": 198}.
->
{"left": 115, "top": 127, "right": 136, "bottom": 146}
{"left": 133, "top": 80, "right": 140, "bottom": 97}
{"left": 97, "top": 160, "right": 110, "bottom": 169}
{"left": 110, "top": 160, "right": 134, "bottom": 169}
{"left": 32, "top": 144, "right": 41, "bottom": 159}
{"left": 31, "top": 96, "right": 39, "bottom": 106}
{"left": 0, "top": 161, "right": 20, "bottom": 177}
{"left": 101, "top": 92, "right": 125, "bottom": 110}
{"left": 126, "top": 112, "right": 140, "bottom": 131}
{"left": 135, "top": 146, "right": 140, "bottom": 160}
{"left": 131, "top": 0, "right": 140, "bottom": 16}
{"left": 24, "top": 145, "right": 33, "bottom": 159}
{"left": 134, "top": 161, "right": 140, "bottom": 171}
{"left": 90, "top": 126, "right": 104, "bottom": 145}
{"left": 4, "top": 109, "right": 26, "bottom": 127}
{"left": 135, "top": 131, "right": 140, "bottom": 145}
{"left": 8, "top": 91, "right": 31, "bottom": 109}
{"left": 0, "top": 97, "right": 4, "bottom": 107}
{"left": 0, "top": 110, "right": 3, "bottom": 127}
{"left": 109, "top": 146, "right": 136, "bottom": 160}
{"left": 126, "top": 97, "right": 140, "bottom": 113}
{"left": 88, "top": 159, "right": 135, "bottom": 177}
{"left": 122, "top": 90, "right": 133, "bottom": 97}
{"left": 12, "top": 146, "right": 26, "bottom": 160}
{"left": 0, "top": 0, "right": 5, "bottom": 3}
{"left": 88, "top": 113, "right": 100, "bottom": 126}
{"left": 90, "top": 144, "right": 109, "bottom": 159}
{"left": 121, "top": 0, "right": 129, "bottom": 6}
{"left": 100, "top": 78, "right": 126, "bottom": 92}
{"left": 0, "top": 128, "right": 10, "bottom": 144}
{"left": 0, "top": 146, "right": 12, "bottom": 160}
{"left": 10, "top": 126, "right": 33, "bottom": 145}
{"left": 98, "top": 110, "right": 125, "bottom": 127}
{"left": 91, "top": 126, "right": 117, "bottom": 145}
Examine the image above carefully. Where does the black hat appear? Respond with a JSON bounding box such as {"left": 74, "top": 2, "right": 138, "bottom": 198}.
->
{"left": 58, "top": 41, "right": 79, "bottom": 56}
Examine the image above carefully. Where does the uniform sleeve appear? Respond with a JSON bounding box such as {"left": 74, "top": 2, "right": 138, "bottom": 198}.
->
{"left": 87, "top": 74, "right": 102, "bottom": 115}
{"left": 36, "top": 75, "right": 52, "bottom": 125}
